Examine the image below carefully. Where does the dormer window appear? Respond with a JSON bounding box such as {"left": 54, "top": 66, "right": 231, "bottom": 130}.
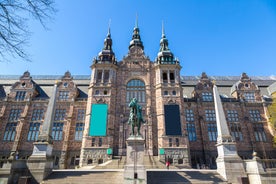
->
{"left": 202, "top": 92, "right": 213, "bottom": 102}
{"left": 15, "top": 91, "right": 26, "bottom": 101}
{"left": 58, "top": 91, "right": 69, "bottom": 100}
{"left": 244, "top": 92, "right": 255, "bottom": 102}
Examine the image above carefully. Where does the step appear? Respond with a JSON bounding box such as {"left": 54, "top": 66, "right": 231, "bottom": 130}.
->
{"left": 147, "top": 170, "right": 227, "bottom": 184}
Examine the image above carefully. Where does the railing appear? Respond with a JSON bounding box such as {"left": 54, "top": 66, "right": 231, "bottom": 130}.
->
{"left": 261, "top": 159, "right": 276, "bottom": 169}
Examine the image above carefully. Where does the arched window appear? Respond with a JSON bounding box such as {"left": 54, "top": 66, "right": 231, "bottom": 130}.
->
{"left": 126, "top": 79, "right": 146, "bottom": 103}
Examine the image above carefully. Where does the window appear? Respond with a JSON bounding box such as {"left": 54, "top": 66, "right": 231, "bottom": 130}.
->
{"left": 27, "top": 123, "right": 40, "bottom": 141}
{"left": 54, "top": 109, "right": 66, "bottom": 121}
{"left": 99, "top": 138, "right": 102, "bottom": 147}
{"left": 227, "top": 110, "right": 239, "bottom": 122}
{"left": 15, "top": 91, "right": 26, "bottom": 101}
{"left": 58, "top": 91, "right": 69, "bottom": 100}
{"left": 31, "top": 109, "right": 44, "bottom": 121}
{"left": 169, "top": 138, "right": 172, "bottom": 147}
{"left": 185, "top": 109, "right": 194, "bottom": 122}
{"left": 207, "top": 123, "right": 217, "bottom": 141}
{"left": 54, "top": 156, "right": 59, "bottom": 166}
{"left": 205, "top": 109, "right": 216, "bottom": 122}
{"left": 172, "top": 91, "right": 176, "bottom": 95}
{"left": 230, "top": 123, "right": 243, "bottom": 141}
{"left": 126, "top": 79, "right": 146, "bottom": 103}
{"left": 77, "top": 109, "right": 85, "bottom": 121}
{"left": 169, "top": 71, "right": 175, "bottom": 83}
{"left": 75, "top": 123, "right": 84, "bottom": 141}
{"left": 249, "top": 110, "right": 261, "bottom": 122}
{"left": 244, "top": 92, "right": 255, "bottom": 102}
{"left": 175, "top": 138, "right": 179, "bottom": 147}
{"left": 103, "top": 90, "right": 108, "bottom": 95}
{"left": 164, "top": 91, "right": 168, "bottom": 96}
{"left": 96, "top": 70, "right": 103, "bottom": 83}
{"left": 92, "top": 138, "right": 96, "bottom": 147}
{"left": 95, "top": 90, "right": 100, "bottom": 95}
{"left": 253, "top": 124, "right": 267, "bottom": 142}
{"left": 162, "top": 72, "right": 168, "bottom": 83}
{"left": 70, "top": 156, "right": 80, "bottom": 166}
{"left": 202, "top": 92, "right": 213, "bottom": 102}
{"left": 52, "top": 109, "right": 66, "bottom": 141}
{"left": 8, "top": 109, "right": 22, "bottom": 122}
{"left": 3, "top": 123, "right": 17, "bottom": 141}
{"left": 52, "top": 123, "right": 64, "bottom": 140}
{"left": 187, "top": 123, "right": 197, "bottom": 141}
{"left": 103, "top": 70, "right": 109, "bottom": 83}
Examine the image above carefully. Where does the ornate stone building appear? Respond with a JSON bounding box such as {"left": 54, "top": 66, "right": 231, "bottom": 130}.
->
{"left": 0, "top": 24, "right": 275, "bottom": 171}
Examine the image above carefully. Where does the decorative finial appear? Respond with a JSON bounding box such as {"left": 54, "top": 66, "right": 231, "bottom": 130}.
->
{"left": 135, "top": 13, "right": 138, "bottom": 28}
{"left": 162, "top": 20, "right": 165, "bottom": 37}
{"left": 107, "top": 19, "right": 111, "bottom": 36}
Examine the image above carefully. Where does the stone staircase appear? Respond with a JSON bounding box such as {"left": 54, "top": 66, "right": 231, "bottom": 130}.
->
{"left": 93, "top": 156, "right": 126, "bottom": 169}
{"left": 42, "top": 157, "right": 228, "bottom": 184}
{"left": 42, "top": 170, "right": 124, "bottom": 184}
{"left": 147, "top": 170, "right": 228, "bottom": 184}
{"left": 144, "top": 155, "right": 168, "bottom": 169}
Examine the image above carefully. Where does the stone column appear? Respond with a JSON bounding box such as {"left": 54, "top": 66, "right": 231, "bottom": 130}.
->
{"left": 124, "top": 136, "right": 146, "bottom": 184}
{"left": 27, "top": 83, "right": 58, "bottom": 183}
{"left": 213, "top": 84, "right": 247, "bottom": 183}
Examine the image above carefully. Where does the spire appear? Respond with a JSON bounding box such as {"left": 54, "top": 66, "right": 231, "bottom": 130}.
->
{"left": 103, "top": 20, "right": 112, "bottom": 50}
{"left": 162, "top": 21, "right": 165, "bottom": 38}
{"left": 94, "top": 21, "right": 116, "bottom": 64}
{"left": 135, "top": 14, "right": 138, "bottom": 29}
{"left": 129, "top": 15, "right": 144, "bottom": 50}
{"left": 107, "top": 19, "right": 111, "bottom": 38}
{"left": 156, "top": 22, "right": 177, "bottom": 64}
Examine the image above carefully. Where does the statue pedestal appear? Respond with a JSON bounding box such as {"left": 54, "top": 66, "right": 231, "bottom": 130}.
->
{"left": 216, "top": 143, "right": 247, "bottom": 183}
{"left": 124, "top": 136, "right": 146, "bottom": 184}
{"left": 27, "top": 142, "right": 53, "bottom": 183}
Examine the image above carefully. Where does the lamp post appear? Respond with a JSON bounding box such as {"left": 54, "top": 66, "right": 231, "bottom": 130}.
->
{"left": 120, "top": 114, "right": 126, "bottom": 155}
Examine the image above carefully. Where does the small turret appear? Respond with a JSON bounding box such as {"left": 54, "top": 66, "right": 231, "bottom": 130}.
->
{"left": 94, "top": 23, "right": 116, "bottom": 64}
{"left": 156, "top": 22, "right": 178, "bottom": 64}
{"left": 129, "top": 16, "right": 144, "bottom": 50}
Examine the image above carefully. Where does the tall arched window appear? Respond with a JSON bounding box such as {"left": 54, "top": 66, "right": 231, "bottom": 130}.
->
{"left": 126, "top": 79, "right": 146, "bottom": 103}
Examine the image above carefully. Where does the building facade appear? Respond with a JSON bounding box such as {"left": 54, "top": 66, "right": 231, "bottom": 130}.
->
{"left": 0, "top": 24, "right": 275, "bottom": 170}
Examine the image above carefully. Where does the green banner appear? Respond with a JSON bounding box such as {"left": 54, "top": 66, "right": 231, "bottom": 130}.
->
{"left": 89, "top": 104, "right": 108, "bottom": 136}
{"left": 107, "top": 148, "right": 113, "bottom": 155}
{"left": 159, "top": 148, "right": 165, "bottom": 155}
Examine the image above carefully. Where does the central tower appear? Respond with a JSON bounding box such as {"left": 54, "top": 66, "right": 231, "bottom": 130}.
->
{"left": 80, "top": 21, "right": 190, "bottom": 167}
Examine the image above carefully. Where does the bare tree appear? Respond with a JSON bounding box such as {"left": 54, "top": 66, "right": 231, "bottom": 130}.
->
{"left": 0, "top": 0, "right": 56, "bottom": 62}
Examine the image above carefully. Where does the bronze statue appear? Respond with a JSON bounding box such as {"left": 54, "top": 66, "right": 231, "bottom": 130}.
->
{"left": 128, "top": 98, "right": 145, "bottom": 136}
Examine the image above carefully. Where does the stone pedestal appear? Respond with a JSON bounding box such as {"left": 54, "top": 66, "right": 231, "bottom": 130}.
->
{"left": 0, "top": 160, "right": 13, "bottom": 184}
{"left": 27, "top": 142, "right": 53, "bottom": 183}
{"left": 124, "top": 136, "right": 146, "bottom": 184}
{"left": 216, "top": 143, "right": 247, "bottom": 184}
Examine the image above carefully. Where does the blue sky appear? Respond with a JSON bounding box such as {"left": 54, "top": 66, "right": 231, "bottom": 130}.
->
{"left": 0, "top": 0, "right": 276, "bottom": 77}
